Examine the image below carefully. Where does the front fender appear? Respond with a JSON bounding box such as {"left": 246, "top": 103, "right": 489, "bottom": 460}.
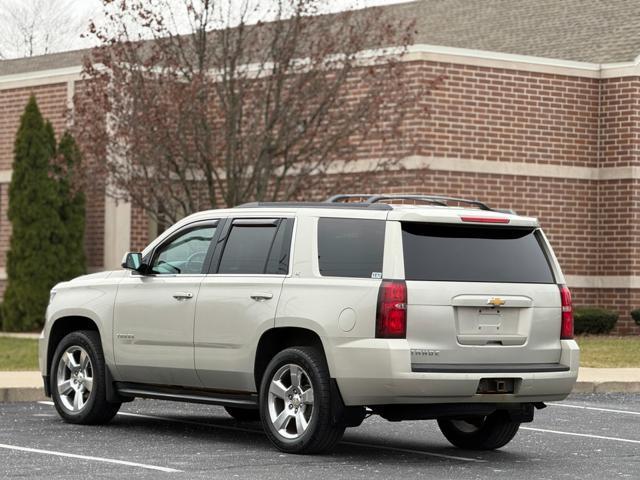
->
{"left": 42, "top": 280, "right": 120, "bottom": 376}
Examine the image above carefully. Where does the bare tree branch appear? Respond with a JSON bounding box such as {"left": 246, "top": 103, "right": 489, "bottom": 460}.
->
{"left": 0, "top": 0, "right": 95, "bottom": 59}
{"left": 75, "top": 0, "right": 434, "bottom": 223}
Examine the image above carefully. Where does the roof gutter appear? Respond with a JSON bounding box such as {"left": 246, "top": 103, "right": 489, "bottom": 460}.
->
{"left": 2, "top": 44, "right": 640, "bottom": 90}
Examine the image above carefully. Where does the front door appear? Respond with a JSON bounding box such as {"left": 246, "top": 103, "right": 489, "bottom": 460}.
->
{"left": 113, "top": 221, "right": 219, "bottom": 386}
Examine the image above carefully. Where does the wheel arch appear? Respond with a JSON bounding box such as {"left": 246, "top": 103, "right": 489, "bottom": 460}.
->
{"left": 254, "top": 327, "right": 329, "bottom": 391}
{"left": 46, "top": 315, "right": 100, "bottom": 379}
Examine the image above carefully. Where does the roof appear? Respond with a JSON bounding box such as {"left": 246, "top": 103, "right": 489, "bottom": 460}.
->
{"left": 397, "top": 0, "right": 640, "bottom": 63}
{"left": 2, "top": 0, "right": 639, "bottom": 77}
{"left": 0, "top": 48, "right": 86, "bottom": 76}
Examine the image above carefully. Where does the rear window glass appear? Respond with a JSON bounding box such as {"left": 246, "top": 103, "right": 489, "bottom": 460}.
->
{"left": 218, "top": 224, "right": 278, "bottom": 274}
{"left": 318, "top": 218, "right": 385, "bottom": 278}
{"left": 401, "top": 223, "right": 554, "bottom": 284}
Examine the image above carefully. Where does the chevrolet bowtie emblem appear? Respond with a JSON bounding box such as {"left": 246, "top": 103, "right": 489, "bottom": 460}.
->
{"left": 487, "top": 297, "right": 505, "bottom": 306}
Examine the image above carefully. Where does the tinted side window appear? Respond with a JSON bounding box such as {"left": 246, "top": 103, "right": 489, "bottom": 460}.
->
{"left": 265, "top": 219, "right": 294, "bottom": 275}
{"left": 151, "top": 225, "right": 216, "bottom": 274}
{"left": 401, "top": 223, "right": 555, "bottom": 283}
{"left": 317, "top": 218, "right": 385, "bottom": 278}
{"left": 218, "top": 220, "right": 287, "bottom": 274}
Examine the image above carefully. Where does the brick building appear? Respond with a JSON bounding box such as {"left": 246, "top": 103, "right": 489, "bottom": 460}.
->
{"left": 0, "top": 0, "right": 639, "bottom": 333}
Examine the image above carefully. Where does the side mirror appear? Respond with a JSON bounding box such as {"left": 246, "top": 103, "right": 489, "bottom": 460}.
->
{"left": 121, "top": 252, "right": 144, "bottom": 272}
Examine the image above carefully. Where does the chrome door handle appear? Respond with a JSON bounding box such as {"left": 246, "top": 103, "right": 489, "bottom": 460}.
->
{"left": 250, "top": 293, "right": 273, "bottom": 301}
{"left": 173, "top": 292, "right": 194, "bottom": 300}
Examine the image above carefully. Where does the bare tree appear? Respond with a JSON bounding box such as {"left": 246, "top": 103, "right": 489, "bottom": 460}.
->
{"left": 76, "top": 0, "right": 435, "bottom": 224}
{"left": 0, "top": 0, "right": 96, "bottom": 59}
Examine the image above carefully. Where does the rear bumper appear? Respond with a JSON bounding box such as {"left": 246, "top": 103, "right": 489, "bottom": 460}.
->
{"left": 330, "top": 339, "right": 579, "bottom": 406}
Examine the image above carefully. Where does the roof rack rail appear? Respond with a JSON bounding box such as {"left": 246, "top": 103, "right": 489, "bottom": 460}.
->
{"left": 236, "top": 201, "right": 392, "bottom": 211}
{"left": 326, "top": 194, "right": 497, "bottom": 211}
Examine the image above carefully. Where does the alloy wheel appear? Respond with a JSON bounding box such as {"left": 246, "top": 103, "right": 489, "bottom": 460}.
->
{"left": 267, "top": 363, "right": 315, "bottom": 440}
{"left": 56, "top": 346, "right": 94, "bottom": 412}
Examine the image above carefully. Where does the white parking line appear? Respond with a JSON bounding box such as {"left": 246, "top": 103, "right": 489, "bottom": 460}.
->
{"left": 0, "top": 443, "right": 182, "bottom": 473}
{"left": 38, "top": 401, "right": 485, "bottom": 463}
{"left": 550, "top": 403, "right": 640, "bottom": 416}
{"left": 521, "top": 427, "right": 640, "bottom": 445}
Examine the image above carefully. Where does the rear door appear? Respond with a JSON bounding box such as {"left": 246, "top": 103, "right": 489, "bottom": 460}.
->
{"left": 400, "top": 221, "right": 563, "bottom": 371}
{"left": 194, "top": 217, "right": 294, "bottom": 392}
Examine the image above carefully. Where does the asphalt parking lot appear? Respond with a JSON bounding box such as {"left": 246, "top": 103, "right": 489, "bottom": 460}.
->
{"left": 0, "top": 393, "right": 638, "bottom": 479}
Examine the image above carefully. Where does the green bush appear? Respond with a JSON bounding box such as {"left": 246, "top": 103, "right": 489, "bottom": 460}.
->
{"left": 630, "top": 309, "right": 640, "bottom": 326}
{"left": 54, "top": 131, "right": 86, "bottom": 281}
{"left": 574, "top": 307, "right": 618, "bottom": 335}
{"left": 1, "top": 96, "right": 85, "bottom": 332}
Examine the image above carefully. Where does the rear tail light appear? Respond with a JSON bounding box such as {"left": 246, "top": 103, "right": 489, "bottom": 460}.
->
{"left": 376, "top": 280, "right": 407, "bottom": 338}
{"left": 559, "top": 285, "right": 574, "bottom": 339}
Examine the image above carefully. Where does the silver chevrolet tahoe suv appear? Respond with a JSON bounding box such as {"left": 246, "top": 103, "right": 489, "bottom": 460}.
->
{"left": 39, "top": 194, "right": 579, "bottom": 454}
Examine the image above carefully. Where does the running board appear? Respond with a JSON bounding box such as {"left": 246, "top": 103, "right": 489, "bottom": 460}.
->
{"left": 115, "top": 382, "right": 259, "bottom": 409}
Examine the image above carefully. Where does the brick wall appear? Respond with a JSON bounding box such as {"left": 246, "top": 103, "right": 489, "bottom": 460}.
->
{"left": 0, "top": 83, "right": 69, "bottom": 170}
{"left": 420, "top": 63, "right": 601, "bottom": 167}
{"left": 84, "top": 180, "right": 105, "bottom": 270}
{"left": 600, "top": 77, "right": 640, "bottom": 168}
{"left": 130, "top": 204, "right": 150, "bottom": 253}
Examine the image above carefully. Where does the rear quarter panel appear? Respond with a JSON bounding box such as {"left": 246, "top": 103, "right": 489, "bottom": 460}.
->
{"left": 276, "top": 214, "right": 383, "bottom": 377}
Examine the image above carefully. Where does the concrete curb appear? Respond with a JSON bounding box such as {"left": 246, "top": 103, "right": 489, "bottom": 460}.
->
{"left": 1, "top": 383, "right": 639, "bottom": 403}
{"left": 573, "top": 381, "right": 640, "bottom": 394}
{"left": 0, "top": 387, "right": 47, "bottom": 402}
{"left": 0, "top": 332, "right": 40, "bottom": 339}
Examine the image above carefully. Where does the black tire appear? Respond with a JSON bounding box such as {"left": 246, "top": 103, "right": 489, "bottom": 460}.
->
{"left": 50, "top": 330, "right": 121, "bottom": 425}
{"left": 259, "top": 346, "right": 344, "bottom": 454}
{"left": 224, "top": 406, "right": 261, "bottom": 422}
{"left": 437, "top": 411, "right": 520, "bottom": 450}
